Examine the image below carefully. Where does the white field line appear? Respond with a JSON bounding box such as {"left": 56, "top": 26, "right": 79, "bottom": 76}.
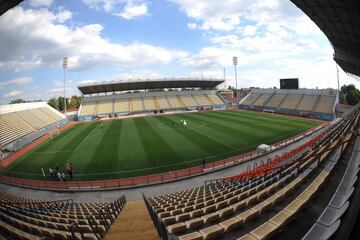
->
{"left": 73, "top": 127, "right": 102, "bottom": 152}
{"left": 33, "top": 125, "right": 103, "bottom": 154}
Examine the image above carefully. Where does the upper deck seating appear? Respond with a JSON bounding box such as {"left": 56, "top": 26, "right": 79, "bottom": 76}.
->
{"left": 280, "top": 95, "right": 302, "bottom": 109}
{"left": 265, "top": 94, "right": 286, "bottom": 108}
{"left": 296, "top": 95, "right": 319, "bottom": 112}
{"left": 97, "top": 101, "right": 113, "bottom": 115}
{"left": 252, "top": 94, "right": 272, "bottom": 107}
{"left": 79, "top": 103, "right": 96, "bottom": 116}
{"left": 79, "top": 91, "right": 225, "bottom": 116}
{"left": 241, "top": 93, "right": 260, "bottom": 106}
{"left": 314, "top": 96, "right": 336, "bottom": 114}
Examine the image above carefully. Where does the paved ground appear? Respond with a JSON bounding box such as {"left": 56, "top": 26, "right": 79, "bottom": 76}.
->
{"left": 0, "top": 126, "right": 325, "bottom": 202}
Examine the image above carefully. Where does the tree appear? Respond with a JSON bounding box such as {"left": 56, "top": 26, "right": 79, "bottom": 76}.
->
{"left": 69, "top": 95, "right": 82, "bottom": 109}
{"left": 340, "top": 84, "right": 360, "bottom": 105}
{"left": 48, "top": 98, "right": 58, "bottom": 109}
{"left": 56, "top": 97, "right": 67, "bottom": 111}
{"left": 10, "top": 99, "right": 26, "bottom": 104}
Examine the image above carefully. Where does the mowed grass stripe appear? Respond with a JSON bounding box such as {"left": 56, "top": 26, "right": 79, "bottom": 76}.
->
{"left": 7, "top": 122, "right": 100, "bottom": 174}
{"left": 198, "top": 111, "right": 295, "bottom": 137}
{"left": 213, "top": 111, "right": 319, "bottom": 143}
{"left": 116, "top": 119, "right": 148, "bottom": 171}
{"left": 179, "top": 113, "right": 281, "bottom": 154}
{"left": 3, "top": 110, "right": 321, "bottom": 181}
{"left": 214, "top": 110, "right": 308, "bottom": 131}
{"left": 84, "top": 120, "right": 123, "bottom": 173}
{"left": 224, "top": 110, "right": 318, "bottom": 128}
{"left": 33, "top": 124, "right": 83, "bottom": 152}
{"left": 177, "top": 113, "right": 249, "bottom": 148}
{"left": 185, "top": 112, "right": 273, "bottom": 140}
{"left": 147, "top": 117, "right": 209, "bottom": 162}
{"left": 135, "top": 117, "right": 181, "bottom": 168}
{"left": 160, "top": 115, "right": 234, "bottom": 154}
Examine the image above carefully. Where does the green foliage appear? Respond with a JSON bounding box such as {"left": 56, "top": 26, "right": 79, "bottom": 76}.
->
{"left": 69, "top": 95, "right": 82, "bottom": 109}
{"left": 48, "top": 98, "right": 57, "bottom": 109}
{"left": 10, "top": 99, "right": 27, "bottom": 104}
{"left": 10, "top": 99, "right": 42, "bottom": 104}
{"left": 340, "top": 84, "right": 360, "bottom": 105}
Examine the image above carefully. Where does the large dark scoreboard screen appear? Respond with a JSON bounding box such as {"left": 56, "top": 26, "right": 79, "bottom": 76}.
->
{"left": 280, "top": 78, "right": 299, "bottom": 89}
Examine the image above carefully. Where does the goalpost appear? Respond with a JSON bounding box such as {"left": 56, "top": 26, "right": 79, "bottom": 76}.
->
{"left": 49, "top": 128, "right": 60, "bottom": 139}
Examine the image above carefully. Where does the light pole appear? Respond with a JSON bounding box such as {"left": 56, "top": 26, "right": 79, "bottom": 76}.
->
{"left": 336, "top": 63, "right": 340, "bottom": 92}
{"left": 62, "top": 57, "right": 68, "bottom": 113}
{"left": 233, "top": 56, "right": 238, "bottom": 102}
{"left": 223, "top": 67, "right": 226, "bottom": 89}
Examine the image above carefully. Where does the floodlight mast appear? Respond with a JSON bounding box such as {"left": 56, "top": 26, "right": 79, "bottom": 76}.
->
{"left": 223, "top": 67, "right": 226, "bottom": 89}
{"left": 233, "top": 56, "right": 238, "bottom": 101}
{"left": 336, "top": 63, "right": 340, "bottom": 92}
{"left": 62, "top": 57, "right": 68, "bottom": 113}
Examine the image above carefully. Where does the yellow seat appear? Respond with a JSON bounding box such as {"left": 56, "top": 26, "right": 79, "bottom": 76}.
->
{"left": 219, "top": 217, "right": 242, "bottom": 232}
{"left": 179, "top": 231, "right": 204, "bottom": 240}
{"left": 250, "top": 222, "right": 277, "bottom": 240}
{"left": 201, "top": 213, "right": 219, "bottom": 224}
{"left": 237, "top": 234, "right": 257, "bottom": 240}
{"left": 186, "top": 218, "right": 204, "bottom": 229}
{"left": 199, "top": 224, "right": 224, "bottom": 240}
{"left": 285, "top": 200, "right": 303, "bottom": 214}
{"left": 167, "top": 222, "right": 187, "bottom": 234}
{"left": 217, "top": 207, "right": 234, "bottom": 218}
{"left": 269, "top": 210, "right": 291, "bottom": 228}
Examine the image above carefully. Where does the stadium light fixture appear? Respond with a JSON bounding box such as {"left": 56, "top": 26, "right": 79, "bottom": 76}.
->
{"left": 62, "top": 57, "right": 68, "bottom": 113}
{"left": 233, "top": 56, "right": 238, "bottom": 101}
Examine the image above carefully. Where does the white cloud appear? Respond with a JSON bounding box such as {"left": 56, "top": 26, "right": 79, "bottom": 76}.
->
{"left": 56, "top": 8, "right": 72, "bottom": 23}
{"left": 78, "top": 70, "right": 162, "bottom": 86}
{"left": 4, "top": 90, "right": 23, "bottom": 98}
{"left": 49, "top": 87, "right": 69, "bottom": 93}
{"left": 82, "top": 0, "right": 119, "bottom": 12}
{"left": 116, "top": 2, "right": 148, "bottom": 20}
{"left": 0, "top": 7, "right": 187, "bottom": 72}
{"left": 29, "top": 0, "right": 53, "bottom": 8}
{"left": 243, "top": 25, "right": 257, "bottom": 36}
{"left": 78, "top": 79, "right": 98, "bottom": 85}
{"left": 169, "top": 0, "right": 356, "bottom": 89}
{"left": 82, "top": 0, "right": 148, "bottom": 19}
{"left": 0, "top": 77, "right": 32, "bottom": 88}
{"left": 187, "top": 22, "right": 197, "bottom": 29}
{"left": 171, "top": 0, "right": 320, "bottom": 34}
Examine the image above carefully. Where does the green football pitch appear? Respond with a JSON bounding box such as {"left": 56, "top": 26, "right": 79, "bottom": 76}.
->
{"left": 2, "top": 110, "right": 320, "bottom": 181}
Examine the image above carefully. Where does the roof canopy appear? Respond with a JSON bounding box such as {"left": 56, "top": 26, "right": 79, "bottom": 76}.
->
{"left": 291, "top": 0, "right": 360, "bottom": 77}
{"left": 78, "top": 78, "right": 224, "bottom": 95}
{"left": 0, "top": 0, "right": 23, "bottom": 16}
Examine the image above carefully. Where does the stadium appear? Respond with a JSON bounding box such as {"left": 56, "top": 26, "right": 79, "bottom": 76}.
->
{"left": 0, "top": 1, "right": 360, "bottom": 240}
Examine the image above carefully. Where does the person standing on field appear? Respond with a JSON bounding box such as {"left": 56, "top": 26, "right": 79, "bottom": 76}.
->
{"left": 69, "top": 162, "right": 74, "bottom": 180}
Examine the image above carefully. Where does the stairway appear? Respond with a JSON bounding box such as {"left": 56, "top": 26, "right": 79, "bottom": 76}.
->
{"left": 104, "top": 200, "right": 158, "bottom": 240}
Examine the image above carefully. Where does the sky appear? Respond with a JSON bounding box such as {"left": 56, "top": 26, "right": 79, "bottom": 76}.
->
{"left": 0, "top": 0, "right": 359, "bottom": 104}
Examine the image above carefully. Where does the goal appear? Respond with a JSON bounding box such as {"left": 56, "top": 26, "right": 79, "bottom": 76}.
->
{"left": 49, "top": 128, "right": 60, "bottom": 139}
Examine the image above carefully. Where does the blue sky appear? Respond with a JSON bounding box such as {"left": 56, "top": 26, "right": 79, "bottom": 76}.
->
{"left": 0, "top": 0, "right": 359, "bottom": 104}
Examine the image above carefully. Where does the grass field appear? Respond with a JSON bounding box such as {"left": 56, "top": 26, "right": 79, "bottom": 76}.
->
{"left": 2, "top": 110, "right": 320, "bottom": 181}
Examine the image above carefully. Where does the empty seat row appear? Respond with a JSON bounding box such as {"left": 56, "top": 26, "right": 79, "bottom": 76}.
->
{"left": 79, "top": 92, "right": 225, "bottom": 116}
{"left": 0, "top": 192, "right": 126, "bottom": 240}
